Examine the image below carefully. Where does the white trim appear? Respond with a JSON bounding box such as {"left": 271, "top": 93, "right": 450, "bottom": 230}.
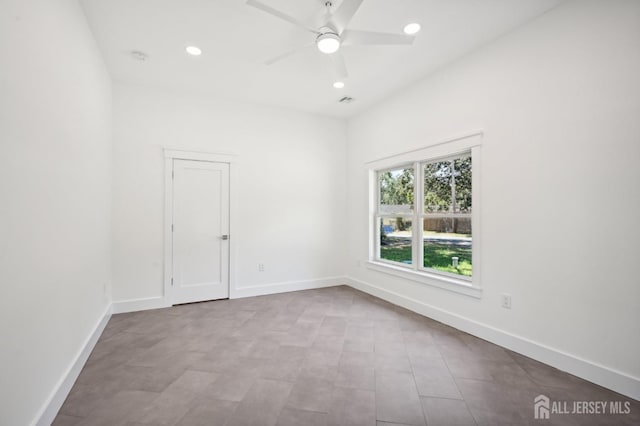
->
{"left": 33, "top": 304, "right": 112, "bottom": 426}
{"left": 233, "top": 276, "right": 345, "bottom": 299}
{"left": 365, "top": 131, "right": 482, "bottom": 170}
{"left": 345, "top": 276, "right": 640, "bottom": 401}
{"left": 228, "top": 163, "right": 239, "bottom": 300}
{"left": 163, "top": 149, "right": 238, "bottom": 163}
{"left": 111, "top": 277, "right": 345, "bottom": 309}
{"left": 163, "top": 148, "right": 238, "bottom": 306}
{"left": 111, "top": 296, "right": 169, "bottom": 314}
{"left": 163, "top": 156, "right": 173, "bottom": 306}
{"left": 366, "top": 261, "right": 482, "bottom": 298}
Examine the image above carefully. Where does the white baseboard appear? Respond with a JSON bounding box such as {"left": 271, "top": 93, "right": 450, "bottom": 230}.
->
{"left": 111, "top": 277, "right": 345, "bottom": 312}
{"left": 111, "top": 296, "right": 168, "bottom": 314}
{"left": 232, "top": 276, "right": 345, "bottom": 299}
{"left": 33, "top": 304, "right": 112, "bottom": 426}
{"left": 345, "top": 276, "right": 640, "bottom": 401}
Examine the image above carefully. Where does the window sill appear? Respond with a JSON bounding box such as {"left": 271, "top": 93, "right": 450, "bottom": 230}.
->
{"left": 365, "top": 261, "right": 482, "bottom": 299}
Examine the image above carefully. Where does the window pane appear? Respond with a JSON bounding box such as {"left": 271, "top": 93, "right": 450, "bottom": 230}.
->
{"left": 424, "top": 155, "right": 472, "bottom": 213}
{"left": 379, "top": 167, "right": 414, "bottom": 214}
{"left": 453, "top": 156, "right": 472, "bottom": 213}
{"left": 379, "top": 217, "right": 413, "bottom": 265}
{"left": 423, "top": 218, "right": 472, "bottom": 276}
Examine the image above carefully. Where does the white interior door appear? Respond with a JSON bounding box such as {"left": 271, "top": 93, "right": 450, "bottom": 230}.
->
{"left": 172, "top": 159, "right": 229, "bottom": 304}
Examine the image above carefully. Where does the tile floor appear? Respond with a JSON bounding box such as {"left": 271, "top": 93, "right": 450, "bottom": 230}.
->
{"left": 54, "top": 286, "right": 639, "bottom": 426}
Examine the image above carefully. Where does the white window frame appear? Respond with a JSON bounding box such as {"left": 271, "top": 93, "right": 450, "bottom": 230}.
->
{"left": 366, "top": 132, "right": 482, "bottom": 298}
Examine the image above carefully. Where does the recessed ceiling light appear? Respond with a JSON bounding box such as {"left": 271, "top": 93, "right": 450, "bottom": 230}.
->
{"left": 403, "top": 23, "right": 421, "bottom": 35}
{"left": 185, "top": 46, "right": 202, "bottom": 56}
{"left": 333, "top": 81, "right": 345, "bottom": 89}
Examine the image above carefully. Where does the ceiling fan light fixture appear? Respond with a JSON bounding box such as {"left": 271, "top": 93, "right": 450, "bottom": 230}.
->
{"left": 316, "top": 32, "right": 340, "bottom": 54}
{"left": 333, "top": 81, "right": 345, "bottom": 89}
{"left": 403, "top": 22, "right": 421, "bottom": 35}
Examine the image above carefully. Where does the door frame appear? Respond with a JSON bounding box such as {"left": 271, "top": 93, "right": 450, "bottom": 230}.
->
{"left": 163, "top": 149, "right": 238, "bottom": 304}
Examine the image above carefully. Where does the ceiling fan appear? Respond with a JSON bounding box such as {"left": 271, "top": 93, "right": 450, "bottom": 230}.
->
{"left": 246, "top": 0, "right": 416, "bottom": 79}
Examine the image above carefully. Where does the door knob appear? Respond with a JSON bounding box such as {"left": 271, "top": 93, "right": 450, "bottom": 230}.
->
{"left": 221, "top": 235, "right": 229, "bottom": 240}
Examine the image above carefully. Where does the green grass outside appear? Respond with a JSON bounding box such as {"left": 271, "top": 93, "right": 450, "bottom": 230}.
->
{"left": 381, "top": 243, "right": 472, "bottom": 276}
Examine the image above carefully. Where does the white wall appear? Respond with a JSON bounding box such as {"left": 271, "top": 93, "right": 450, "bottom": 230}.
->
{"left": 112, "top": 83, "right": 347, "bottom": 305}
{"left": 346, "top": 0, "right": 640, "bottom": 397}
{"left": 0, "top": 0, "right": 112, "bottom": 424}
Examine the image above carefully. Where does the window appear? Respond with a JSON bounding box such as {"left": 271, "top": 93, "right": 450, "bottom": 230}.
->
{"left": 422, "top": 154, "right": 472, "bottom": 277}
{"left": 368, "top": 134, "right": 481, "bottom": 296}
{"left": 378, "top": 166, "right": 415, "bottom": 265}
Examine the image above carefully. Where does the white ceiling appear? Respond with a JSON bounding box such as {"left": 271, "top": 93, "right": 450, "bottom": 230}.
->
{"left": 80, "top": 0, "right": 564, "bottom": 118}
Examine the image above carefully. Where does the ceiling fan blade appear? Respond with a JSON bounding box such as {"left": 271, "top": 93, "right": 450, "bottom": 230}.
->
{"left": 342, "top": 29, "right": 415, "bottom": 46}
{"left": 330, "top": 0, "right": 364, "bottom": 33}
{"left": 265, "top": 42, "right": 314, "bottom": 65}
{"left": 329, "top": 52, "right": 348, "bottom": 79}
{"left": 247, "top": 0, "right": 320, "bottom": 34}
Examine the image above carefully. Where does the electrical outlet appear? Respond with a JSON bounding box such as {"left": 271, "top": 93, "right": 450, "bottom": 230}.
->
{"left": 258, "top": 263, "right": 264, "bottom": 272}
{"left": 501, "top": 293, "right": 512, "bottom": 309}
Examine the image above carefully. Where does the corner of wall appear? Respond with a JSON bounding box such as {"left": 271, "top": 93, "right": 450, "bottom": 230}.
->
{"left": 33, "top": 304, "right": 113, "bottom": 426}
